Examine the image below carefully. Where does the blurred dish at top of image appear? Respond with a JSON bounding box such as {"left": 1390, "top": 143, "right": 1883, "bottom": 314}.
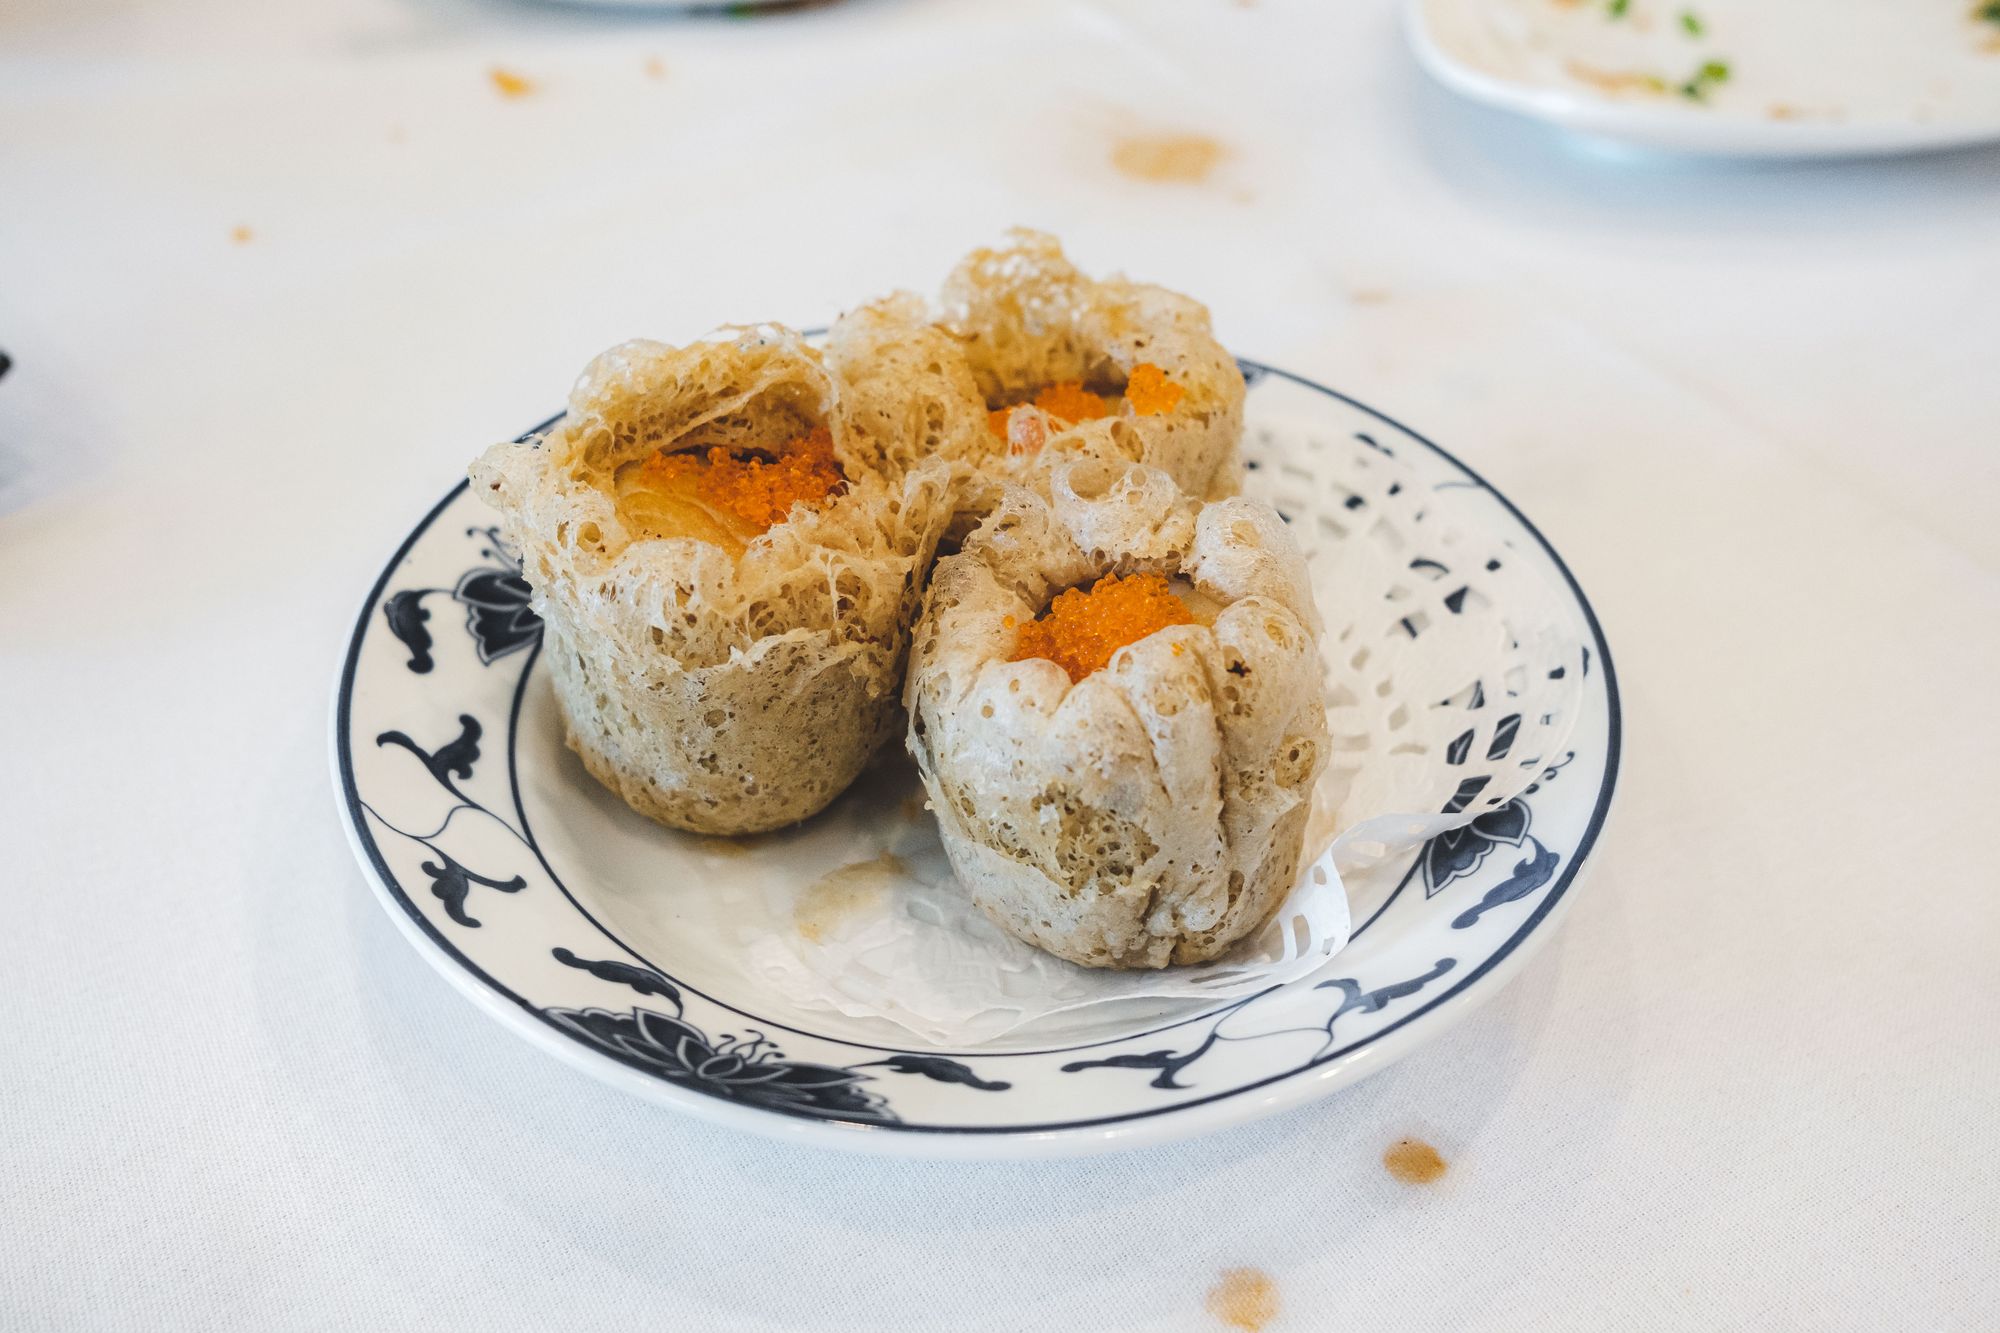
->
{"left": 547, "top": 0, "right": 815, "bottom": 11}
{"left": 1409, "top": 0, "right": 2000, "bottom": 158}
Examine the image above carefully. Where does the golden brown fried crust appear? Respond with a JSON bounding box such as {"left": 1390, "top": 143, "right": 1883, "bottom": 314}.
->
{"left": 829, "top": 229, "right": 1247, "bottom": 506}
{"left": 906, "top": 458, "right": 1326, "bottom": 968}
{"left": 471, "top": 326, "right": 952, "bottom": 833}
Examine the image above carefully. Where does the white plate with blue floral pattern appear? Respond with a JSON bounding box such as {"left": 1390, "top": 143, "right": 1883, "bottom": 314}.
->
{"left": 331, "top": 361, "right": 1620, "bottom": 1158}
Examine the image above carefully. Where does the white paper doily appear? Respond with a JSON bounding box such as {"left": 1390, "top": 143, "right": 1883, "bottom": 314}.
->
{"left": 732, "top": 414, "right": 1591, "bottom": 1044}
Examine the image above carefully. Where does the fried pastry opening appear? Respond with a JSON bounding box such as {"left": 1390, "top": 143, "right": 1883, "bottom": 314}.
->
{"left": 982, "top": 364, "right": 1187, "bottom": 456}
{"left": 614, "top": 425, "right": 847, "bottom": 556}
{"left": 1006, "top": 571, "right": 1215, "bottom": 683}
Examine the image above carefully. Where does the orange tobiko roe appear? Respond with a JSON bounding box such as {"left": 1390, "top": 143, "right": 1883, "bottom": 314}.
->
{"left": 984, "top": 363, "right": 1182, "bottom": 443}
{"left": 1124, "top": 362, "right": 1185, "bottom": 416}
{"left": 635, "top": 425, "right": 845, "bottom": 532}
{"left": 1008, "top": 572, "right": 1198, "bottom": 683}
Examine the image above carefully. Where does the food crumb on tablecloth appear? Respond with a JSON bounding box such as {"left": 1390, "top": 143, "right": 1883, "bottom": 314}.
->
{"left": 1205, "top": 1267, "right": 1278, "bottom": 1331}
{"left": 1383, "top": 1137, "right": 1448, "bottom": 1184}
{"left": 1111, "top": 132, "right": 1227, "bottom": 184}
{"left": 490, "top": 67, "right": 536, "bottom": 98}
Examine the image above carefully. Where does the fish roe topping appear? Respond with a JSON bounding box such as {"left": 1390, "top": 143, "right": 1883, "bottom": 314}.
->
{"left": 1031, "top": 380, "right": 1113, "bottom": 425}
{"left": 1009, "top": 572, "right": 1198, "bottom": 683}
{"left": 986, "top": 380, "right": 1108, "bottom": 441}
{"left": 984, "top": 363, "right": 1182, "bottom": 443}
{"left": 635, "top": 425, "right": 845, "bottom": 533}
{"left": 1125, "top": 362, "right": 1185, "bottom": 416}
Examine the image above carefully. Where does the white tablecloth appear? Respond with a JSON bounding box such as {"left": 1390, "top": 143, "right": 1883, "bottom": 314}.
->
{"left": 4, "top": 1, "right": 1997, "bottom": 1327}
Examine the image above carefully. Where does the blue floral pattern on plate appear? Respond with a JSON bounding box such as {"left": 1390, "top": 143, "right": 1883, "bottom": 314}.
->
{"left": 333, "top": 366, "right": 1620, "bottom": 1153}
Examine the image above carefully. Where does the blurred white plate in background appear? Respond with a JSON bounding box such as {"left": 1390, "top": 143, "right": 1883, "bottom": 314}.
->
{"left": 548, "top": 0, "right": 800, "bottom": 10}
{"left": 1408, "top": 0, "right": 2000, "bottom": 158}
